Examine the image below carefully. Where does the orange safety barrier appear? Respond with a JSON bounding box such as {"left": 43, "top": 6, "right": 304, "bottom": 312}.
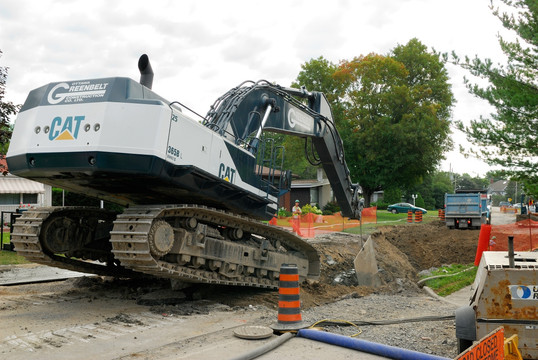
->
{"left": 288, "top": 217, "right": 303, "bottom": 236}
{"left": 407, "top": 210, "right": 413, "bottom": 223}
{"left": 475, "top": 224, "right": 492, "bottom": 265}
{"left": 500, "top": 206, "right": 518, "bottom": 214}
{"left": 488, "top": 218, "right": 538, "bottom": 251}
{"left": 415, "top": 210, "right": 423, "bottom": 223}
{"left": 273, "top": 210, "right": 372, "bottom": 238}
{"left": 361, "top": 206, "right": 377, "bottom": 224}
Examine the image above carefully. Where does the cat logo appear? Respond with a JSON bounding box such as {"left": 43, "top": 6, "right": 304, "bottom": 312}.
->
{"left": 49, "top": 115, "right": 85, "bottom": 141}
{"left": 219, "top": 163, "right": 236, "bottom": 183}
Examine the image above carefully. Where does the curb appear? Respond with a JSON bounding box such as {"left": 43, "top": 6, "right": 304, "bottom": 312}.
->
{"left": 422, "top": 286, "right": 462, "bottom": 307}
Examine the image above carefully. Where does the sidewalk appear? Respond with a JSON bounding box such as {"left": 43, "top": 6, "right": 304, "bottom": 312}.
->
{"left": 424, "top": 285, "right": 472, "bottom": 307}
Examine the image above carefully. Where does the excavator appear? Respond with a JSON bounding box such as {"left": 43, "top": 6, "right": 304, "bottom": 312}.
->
{"left": 6, "top": 55, "right": 362, "bottom": 289}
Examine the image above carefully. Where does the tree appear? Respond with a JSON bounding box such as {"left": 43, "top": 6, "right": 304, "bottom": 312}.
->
{"left": 450, "top": 0, "right": 538, "bottom": 196}
{"left": 334, "top": 39, "right": 454, "bottom": 205}
{"left": 455, "top": 173, "right": 489, "bottom": 190}
{"left": 383, "top": 186, "right": 402, "bottom": 205}
{"left": 415, "top": 193, "right": 426, "bottom": 209}
{"left": 409, "top": 174, "right": 435, "bottom": 209}
{"left": 431, "top": 171, "right": 453, "bottom": 209}
{"left": 1, "top": 49, "right": 19, "bottom": 173}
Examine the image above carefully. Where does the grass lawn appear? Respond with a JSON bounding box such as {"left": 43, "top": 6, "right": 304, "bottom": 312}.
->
{"left": 419, "top": 264, "right": 477, "bottom": 296}
{"left": 345, "top": 209, "right": 440, "bottom": 236}
{"left": 0, "top": 232, "right": 29, "bottom": 265}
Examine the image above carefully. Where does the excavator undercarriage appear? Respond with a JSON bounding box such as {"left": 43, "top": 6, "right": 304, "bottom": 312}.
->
{"left": 11, "top": 205, "right": 320, "bottom": 289}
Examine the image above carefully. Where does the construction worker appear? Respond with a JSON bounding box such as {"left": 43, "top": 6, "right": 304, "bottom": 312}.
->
{"left": 291, "top": 200, "right": 302, "bottom": 235}
{"left": 292, "top": 200, "right": 302, "bottom": 219}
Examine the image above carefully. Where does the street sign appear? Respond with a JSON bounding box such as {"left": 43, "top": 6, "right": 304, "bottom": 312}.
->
{"left": 456, "top": 327, "right": 504, "bottom": 360}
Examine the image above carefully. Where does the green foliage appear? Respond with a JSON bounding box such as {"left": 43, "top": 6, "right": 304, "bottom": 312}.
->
{"left": 370, "top": 201, "right": 389, "bottom": 210}
{"left": 491, "top": 194, "right": 507, "bottom": 206}
{"left": 0, "top": 233, "right": 29, "bottom": 264}
{"left": 301, "top": 203, "right": 322, "bottom": 215}
{"left": 383, "top": 187, "right": 402, "bottom": 205}
{"left": 420, "top": 264, "right": 477, "bottom": 297}
{"left": 411, "top": 175, "right": 436, "bottom": 209}
{"left": 322, "top": 201, "right": 341, "bottom": 215}
{"left": 279, "top": 57, "right": 344, "bottom": 180}
{"left": 280, "top": 136, "right": 318, "bottom": 179}
{"left": 0, "top": 50, "right": 19, "bottom": 156}
{"left": 432, "top": 171, "right": 453, "bottom": 209}
{"left": 330, "top": 39, "right": 454, "bottom": 206}
{"left": 278, "top": 207, "right": 292, "bottom": 217}
{"left": 454, "top": 173, "right": 488, "bottom": 191}
{"left": 448, "top": 0, "right": 538, "bottom": 195}
{"left": 415, "top": 193, "right": 426, "bottom": 208}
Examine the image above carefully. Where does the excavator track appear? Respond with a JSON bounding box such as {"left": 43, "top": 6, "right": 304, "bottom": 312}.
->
{"left": 10, "top": 206, "right": 320, "bottom": 289}
{"left": 10, "top": 207, "right": 136, "bottom": 277}
{"left": 110, "top": 205, "right": 320, "bottom": 289}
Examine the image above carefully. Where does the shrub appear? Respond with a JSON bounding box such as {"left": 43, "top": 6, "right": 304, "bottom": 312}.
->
{"left": 278, "top": 207, "right": 292, "bottom": 217}
{"left": 301, "top": 204, "right": 322, "bottom": 215}
{"left": 322, "top": 201, "right": 340, "bottom": 215}
{"left": 371, "top": 201, "right": 389, "bottom": 210}
{"left": 415, "top": 193, "right": 426, "bottom": 209}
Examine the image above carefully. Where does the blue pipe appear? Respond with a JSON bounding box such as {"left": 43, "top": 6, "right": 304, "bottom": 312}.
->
{"left": 297, "top": 329, "right": 451, "bottom": 360}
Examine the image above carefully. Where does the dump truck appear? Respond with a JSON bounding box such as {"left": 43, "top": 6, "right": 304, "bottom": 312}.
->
{"left": 445, "top": 190, "right": 489, "bottom": 229}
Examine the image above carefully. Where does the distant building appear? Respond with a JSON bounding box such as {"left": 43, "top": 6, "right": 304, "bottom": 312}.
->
{"left": 488, "top": 179, "right": 509, "bottom": 197}
{"left": 0, "top": 157, "right": 52, "bottom": 222}
{"left": 279, "top": 168, "right": 334, "bottom": 211}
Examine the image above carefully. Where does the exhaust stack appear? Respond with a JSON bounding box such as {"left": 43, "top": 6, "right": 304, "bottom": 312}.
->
{"left": 138, "top": 54, "right": 154, "bottom": 89}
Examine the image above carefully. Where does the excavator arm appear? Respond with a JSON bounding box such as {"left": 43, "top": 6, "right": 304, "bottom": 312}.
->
{"left": 203, "top": 80, "right": 362, "bottom": 220}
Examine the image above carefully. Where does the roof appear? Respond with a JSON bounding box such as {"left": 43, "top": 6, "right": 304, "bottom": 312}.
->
{"left": 291, "top": 178, "right": 330, "bottom": 189}
{"left": 488, "top": 180, "right": 509, "bottom": 193}
{"left": 0, "top": 174, "right": 46, "bottom": 194}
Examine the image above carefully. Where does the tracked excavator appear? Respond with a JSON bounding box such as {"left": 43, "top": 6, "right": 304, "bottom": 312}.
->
{"left": 6, "top": 55, "right": 362, "bottom": 289}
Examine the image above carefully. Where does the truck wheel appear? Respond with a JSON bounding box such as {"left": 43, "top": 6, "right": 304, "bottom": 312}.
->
{"left": 391, "top": 209, "right": 397, "bottom": 214}
{"left": 457, "top": 338, "right": 473, "bottom": 354}
{"left": 455, "top": 306, "right": 476, "bottom": 354}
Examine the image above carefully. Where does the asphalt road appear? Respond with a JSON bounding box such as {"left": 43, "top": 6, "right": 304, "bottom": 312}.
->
{"left": 490, "top": 206, "right": 518, "bottom": 225}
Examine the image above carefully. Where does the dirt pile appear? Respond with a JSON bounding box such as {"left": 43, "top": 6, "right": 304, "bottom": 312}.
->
{"left": 201, "top": 221, "right": 480, "bottom": 310}
{"left": 381, "top": 220, "right": 479, "bottom": 270}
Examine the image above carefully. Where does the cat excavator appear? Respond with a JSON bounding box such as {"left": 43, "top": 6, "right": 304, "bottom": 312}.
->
{"left": 6, "top": 55, "right": 362, "bottom": 289}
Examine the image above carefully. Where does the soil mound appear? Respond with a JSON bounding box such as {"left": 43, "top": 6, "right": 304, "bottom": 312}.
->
{"left": 201, "top": 222, "right": 480, "bottom": 309}
{"left": 381, "top": 220, "right": 479, "bottom": 270}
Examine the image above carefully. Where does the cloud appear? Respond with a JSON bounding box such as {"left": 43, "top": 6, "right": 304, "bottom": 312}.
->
{"left": 0, "top": 0, "right": 511, "bottom": 176}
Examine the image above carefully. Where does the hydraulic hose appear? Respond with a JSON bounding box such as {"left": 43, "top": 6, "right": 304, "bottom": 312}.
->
{"left": 227, "top": 332, "right": 294, "bottom": 360}
{"left": 417, "top": 266, "right": 475, "bottom": 286}
{"left": 297, "top": 329, "right": 451, "bottom": 360}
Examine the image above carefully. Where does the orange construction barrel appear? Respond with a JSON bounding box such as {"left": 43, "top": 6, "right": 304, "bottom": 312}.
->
{"left": 271, "top": 264, "right": 307, "bottom": 331}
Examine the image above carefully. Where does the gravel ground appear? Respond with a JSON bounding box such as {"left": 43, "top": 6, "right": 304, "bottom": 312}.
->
{"left": 1, "top": 220, "right": 477, "bottom": 359}
{"left": 301, "top": 293, "right": 459, "bottom": 358}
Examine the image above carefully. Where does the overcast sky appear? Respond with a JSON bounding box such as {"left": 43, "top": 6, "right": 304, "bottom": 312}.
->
{"left": 0, "top": 0, "right": 508, "bottom": 177}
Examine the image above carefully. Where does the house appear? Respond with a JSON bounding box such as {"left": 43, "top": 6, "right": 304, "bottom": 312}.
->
{"left": 0, "top": 157, "right": 52, "bottom": 223}
{"left": 488, "top": 179, "right": 509, "bottom": 196}
{"left": 279, "top": 168, "right": 334, "bottom": 211}
{"left": 371, "top": 190, "right": 384, "bottom": 203}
